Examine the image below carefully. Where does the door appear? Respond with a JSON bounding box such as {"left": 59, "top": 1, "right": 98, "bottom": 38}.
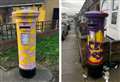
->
{"left": 52, "top": 8, "right": 59, "bottom": 29}
{"left": 52, "top": 8, "right": 59, "bottom": 20}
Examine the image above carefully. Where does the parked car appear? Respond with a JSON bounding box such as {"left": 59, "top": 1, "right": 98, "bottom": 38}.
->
{"left": 62, "top": 22, "right": 69, "bottom": 41}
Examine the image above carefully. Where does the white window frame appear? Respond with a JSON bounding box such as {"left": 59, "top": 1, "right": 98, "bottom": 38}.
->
{"left": 111, "top": 0, "right": 119, "bottom": 25}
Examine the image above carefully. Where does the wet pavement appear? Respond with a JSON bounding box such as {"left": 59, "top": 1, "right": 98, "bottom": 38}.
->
{"left": 62, "top": 23, "right": 84, "bottom": 82}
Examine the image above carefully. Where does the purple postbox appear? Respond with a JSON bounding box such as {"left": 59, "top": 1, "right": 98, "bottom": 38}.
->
{"left": 85, "top": 11, "right": 108, "bottom": 78}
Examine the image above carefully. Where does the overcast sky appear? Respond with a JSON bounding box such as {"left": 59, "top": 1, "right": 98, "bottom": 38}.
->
{"left": 61, "top": 0, "right": 85, "bottom": 15}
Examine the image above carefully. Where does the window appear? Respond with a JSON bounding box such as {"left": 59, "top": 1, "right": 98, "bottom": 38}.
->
{"left": 111, "top": 0, "right": 119, "bottom": 25}
{"left": 112, "top": 0, "right": 119, "bottom": 10}
{"left": 111, "top": 12, "right": 117, "bottom": 24}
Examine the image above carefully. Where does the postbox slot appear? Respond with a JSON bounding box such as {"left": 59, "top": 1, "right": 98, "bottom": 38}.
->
{"left": 20, "top": 26, "right": 31, "bottom": 29}
{"left": 88, "top": 24, "right": 97, "bottom": 26}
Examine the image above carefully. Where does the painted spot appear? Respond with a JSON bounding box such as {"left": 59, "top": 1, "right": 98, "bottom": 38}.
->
{"left": 20, "top": 56, "right": 24, "bottom": 61}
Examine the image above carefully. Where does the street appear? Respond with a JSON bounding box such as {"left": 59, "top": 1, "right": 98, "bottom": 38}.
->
{"left": 62, "top": 22, "right": 120, "bottom": 82}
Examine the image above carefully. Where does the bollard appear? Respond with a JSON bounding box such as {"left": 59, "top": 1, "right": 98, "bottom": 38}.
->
{"left": 12, "top": 9, "right": 39, "bottom": 78}
{"left": 85, "top": 11, "right": 108, "bottom": 78}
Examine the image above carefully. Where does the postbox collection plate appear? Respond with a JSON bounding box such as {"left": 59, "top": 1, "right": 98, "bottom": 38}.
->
{"left": 21, "top": 33, "right": 30, "bottom": 45}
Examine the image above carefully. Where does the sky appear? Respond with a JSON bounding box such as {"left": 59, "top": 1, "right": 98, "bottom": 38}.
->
{"left": 61, "top": 0, "right": 85, "bottom": 15}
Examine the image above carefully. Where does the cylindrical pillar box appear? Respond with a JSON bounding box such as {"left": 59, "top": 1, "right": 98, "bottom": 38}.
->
{"left": 12, "top": 9, "right": 39, "bottom": 78}
{"left": 85, "top": 11, "right": 108, "bottom": 78}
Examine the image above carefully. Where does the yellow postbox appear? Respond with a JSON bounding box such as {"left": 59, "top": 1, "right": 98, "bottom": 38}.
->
{"left": 12, "top": 9, "right": 39, "bottom": 78}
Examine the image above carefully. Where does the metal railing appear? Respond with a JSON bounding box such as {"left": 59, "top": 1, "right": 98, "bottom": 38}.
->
{"left": 0, "top": 23, "right": 16, "bottom": 40}
{"left": 0, "top": 20, "right": 59, "bottom": 40}
{"left": 36, "top": 21, "right": 52, "bottom": 32}
{"left": 36, "top": 20, "right": 59, "bottom": 32}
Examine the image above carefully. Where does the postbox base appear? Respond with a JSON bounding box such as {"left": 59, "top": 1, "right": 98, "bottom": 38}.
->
{"left": 87, "top": 64, "right": 103, "bottom": 79}
{"left": 19, "top": 68, "right": 36, "bottom": 78}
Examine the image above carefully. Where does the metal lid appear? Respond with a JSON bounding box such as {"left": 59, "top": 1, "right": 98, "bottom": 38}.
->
{"left": 85, "top": 11, "right": 108, "bottom": 18}
{"left": 12, "top": 9, "right": 39, "bottom": 17}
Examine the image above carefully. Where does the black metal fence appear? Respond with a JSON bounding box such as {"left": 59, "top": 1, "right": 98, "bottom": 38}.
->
{"left": 36, "top": 21, "right": 52, "bottom": 32}
{"left": 36, "top": 20, "right": 59, "bottom": 32}
{"left": 0, "top": 20, "right": 59, "bottom": 40}
{"left": 0, "top": 24, "right": 16, "bottom": 40}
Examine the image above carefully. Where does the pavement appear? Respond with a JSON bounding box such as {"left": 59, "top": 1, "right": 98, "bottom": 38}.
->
{"left": 62, "top": 22, "right": 120, "bottom": 82}
{"left": 0, "top": 66, "right": 53, "bottom": 82}
{"left": 62, "top": 22, "right": 84, "bottom": 82}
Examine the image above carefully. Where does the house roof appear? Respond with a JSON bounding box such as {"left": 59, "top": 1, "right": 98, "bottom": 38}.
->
{"left": 0, "top": 0, "right": 45, "bottom": 7}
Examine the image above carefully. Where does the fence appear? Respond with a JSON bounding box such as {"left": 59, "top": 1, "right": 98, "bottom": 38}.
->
{"left": 0, "top": 24, "right": 16, "bottom": 40}
{"left": 36, "top": 20, "right": 59, "bottom": 32}
{"left": 36, "top": 21, "right": 52, "bottom": 32}
{"left": 0, "top": 20, "right": 59, "bottom": 40}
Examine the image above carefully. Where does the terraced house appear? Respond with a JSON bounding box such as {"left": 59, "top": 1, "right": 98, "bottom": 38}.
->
{"left": 0, "top": 0, "right": 59, "bottom": 24}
